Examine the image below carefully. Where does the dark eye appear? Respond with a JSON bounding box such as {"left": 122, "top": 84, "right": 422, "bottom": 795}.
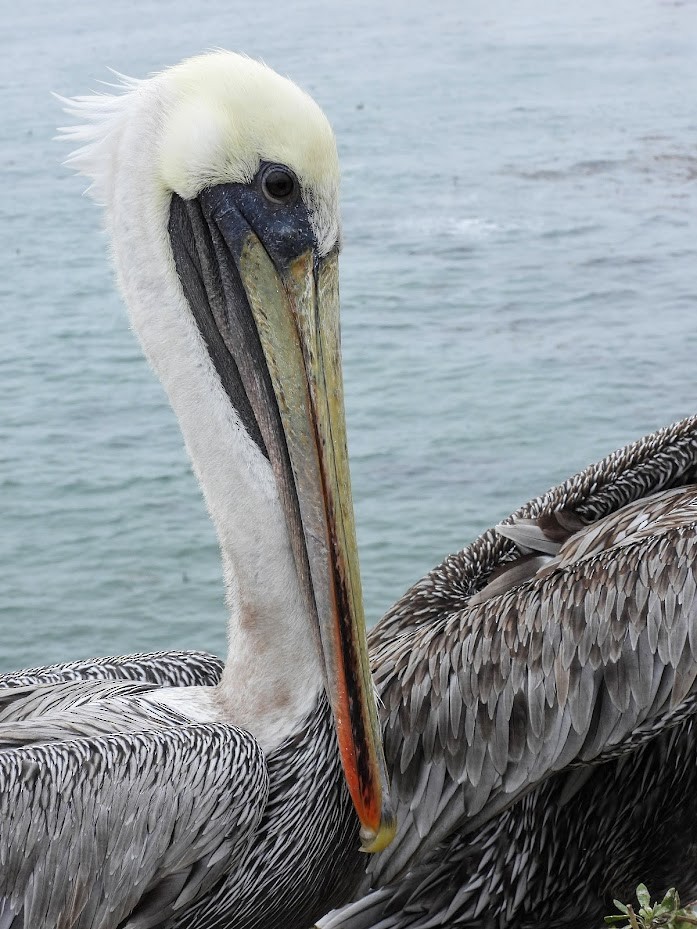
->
{"left": 261, "top": 164, "right": 297, "bottom": 203}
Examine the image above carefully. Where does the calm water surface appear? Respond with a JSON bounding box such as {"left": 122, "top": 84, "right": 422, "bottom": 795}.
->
{"left": 1, "top": 0, "right": 696, "bottom": 669}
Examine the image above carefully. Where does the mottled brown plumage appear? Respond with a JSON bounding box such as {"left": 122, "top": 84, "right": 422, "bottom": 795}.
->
{"left": 320, "top": 414, "right": 697, "bottom": 928}
{"left": 0, "top": 657, "right": 361, "bottom": 929}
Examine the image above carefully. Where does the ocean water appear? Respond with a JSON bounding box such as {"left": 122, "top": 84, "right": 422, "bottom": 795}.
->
{"left": 1, "top": 0, "right": 696, "bottom": 670}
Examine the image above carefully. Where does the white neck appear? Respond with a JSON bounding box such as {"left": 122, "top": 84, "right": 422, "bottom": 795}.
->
{"left": 104, "top": 82, "right": 322, "bottom": 749}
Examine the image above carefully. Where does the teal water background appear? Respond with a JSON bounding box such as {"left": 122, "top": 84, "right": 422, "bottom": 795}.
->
{"left": 1, "top": 1, "right": 696, "bottom": 669}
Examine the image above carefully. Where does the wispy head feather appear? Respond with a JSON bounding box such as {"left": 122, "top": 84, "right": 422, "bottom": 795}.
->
{"left": 56, "top": 73, "right": 142, "bottom": 205}
{"left": 56, "top": 51, "right": 340, "bottom": 253}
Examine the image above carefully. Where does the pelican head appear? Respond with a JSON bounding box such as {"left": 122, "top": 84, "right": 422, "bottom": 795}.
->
{"left": 60, "top": 51, "right": 394, "bottom": 852}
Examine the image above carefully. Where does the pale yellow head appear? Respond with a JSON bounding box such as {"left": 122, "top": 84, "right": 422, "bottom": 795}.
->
{"left": 61, "top": 50, "right": 341, "bottom": 254}
{"left": 160, "top": 53, "right": 340, "bottom": 250}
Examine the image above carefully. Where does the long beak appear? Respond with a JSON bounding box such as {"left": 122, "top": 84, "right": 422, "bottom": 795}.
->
{"left": 169, "top": 189, "right": 395, "bottom": 853}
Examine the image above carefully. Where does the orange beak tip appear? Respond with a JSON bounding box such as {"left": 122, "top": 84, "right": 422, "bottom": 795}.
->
{"left": 359, "top": 815, "right": 397, "bottom": 854}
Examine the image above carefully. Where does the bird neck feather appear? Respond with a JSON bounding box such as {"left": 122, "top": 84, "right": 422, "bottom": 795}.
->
{"left": 89, "top": 82, "right": 323, "bottom": 749}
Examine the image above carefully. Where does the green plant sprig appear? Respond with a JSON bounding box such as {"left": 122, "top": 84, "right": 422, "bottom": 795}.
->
{"left": 605, "top": 885, "right": 697, "bottom": 929}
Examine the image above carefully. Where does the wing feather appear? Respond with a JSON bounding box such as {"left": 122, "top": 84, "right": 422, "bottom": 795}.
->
{"left": 0, "top": 651, "right": 223, "bottom": 690}
{"left": 0, "top": 725, "right": 267, "bottom": 929}
{"left": 366, "top": 416, "right": 697, "bottom": 889}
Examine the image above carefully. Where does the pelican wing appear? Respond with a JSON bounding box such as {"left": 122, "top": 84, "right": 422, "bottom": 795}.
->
{"left": 0, "top": 723, "right": 267, "bottom": 929}
{"left": 0, "top": 650, "right": 224, "bottom": 690}
{"left": 368, "top": 415, "right": 697, "bottom": 885}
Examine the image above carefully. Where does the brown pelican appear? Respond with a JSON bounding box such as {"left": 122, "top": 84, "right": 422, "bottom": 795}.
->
{"left": 4, "top": 51, "right": 697, "bottom": 929}
{"left": 0, "top": 52, "right": 395, "bottom": 928}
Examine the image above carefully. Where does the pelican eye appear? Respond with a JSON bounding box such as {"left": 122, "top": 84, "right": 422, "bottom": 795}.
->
{"left": 261, "top": 165, "right": 298, "bottom": 204}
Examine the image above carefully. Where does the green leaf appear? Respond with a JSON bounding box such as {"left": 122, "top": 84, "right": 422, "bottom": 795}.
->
{"left": 637, "top": 885, "right": 651, "bottom": 909}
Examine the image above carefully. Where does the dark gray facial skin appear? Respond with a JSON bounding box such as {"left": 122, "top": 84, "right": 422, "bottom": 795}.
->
{"left": 168, "top": 162, "right": 316, "bottom": 458}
